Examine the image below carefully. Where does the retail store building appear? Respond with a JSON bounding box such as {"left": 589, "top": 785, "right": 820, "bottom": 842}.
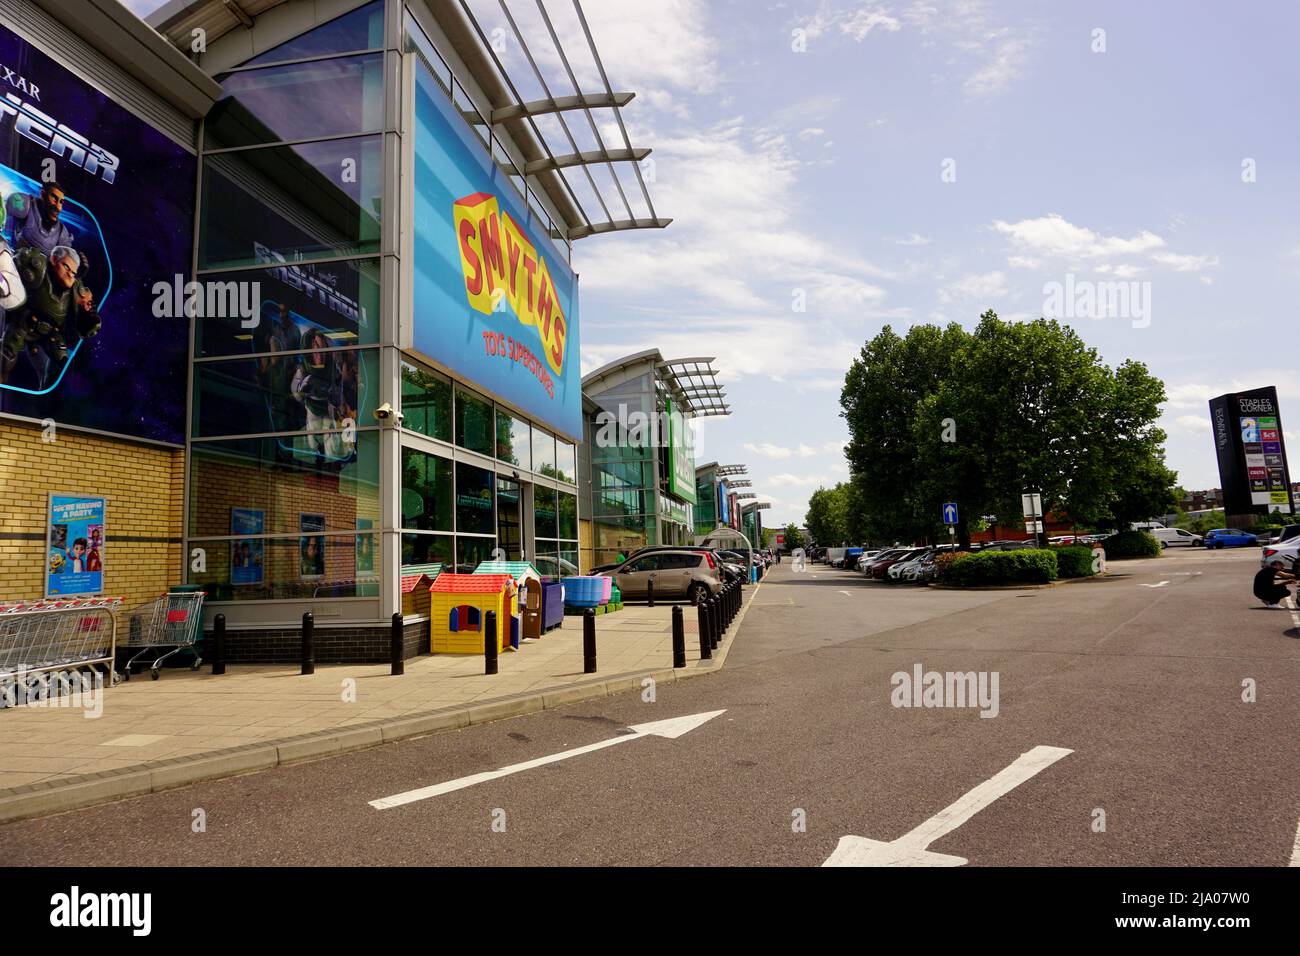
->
{"left": 0, "top": 0, "right": 668, "bottom": 659}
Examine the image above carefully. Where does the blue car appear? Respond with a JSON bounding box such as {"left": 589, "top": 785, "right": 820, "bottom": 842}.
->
{"left": 1203, "top": 528, "right": 1258, "bottom": 549}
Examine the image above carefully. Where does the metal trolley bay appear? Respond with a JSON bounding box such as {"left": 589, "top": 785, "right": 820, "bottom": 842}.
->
{"left": 118, "top": 590, "right": 206, "bottom": 681}
{"left": 0, "top": 597, "right": 122, "bottom": 698}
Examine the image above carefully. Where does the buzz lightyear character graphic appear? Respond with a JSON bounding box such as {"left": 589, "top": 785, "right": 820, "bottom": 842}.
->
{"left": 291, "top": 328, "right": 341, "bottom": 459}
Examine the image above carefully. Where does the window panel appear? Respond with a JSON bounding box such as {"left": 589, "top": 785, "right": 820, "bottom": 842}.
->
{"left": 240, "top": 1, "right": 384, "bottom": 68}
{"left": 532, "top": 428, "right": 556, "bottom": 477}
{"left": 196, "top": 259, "right": 380, "bottom": 356}
{"left": 208, "top": 53, "right": 384, "bottom": 148}
{"left": 401, "top": 531, "right": 453, "bottom": 567}
{"left": 192, "top": 349, "right": 377, "bottom": 438}
{"left": 557, "top": 490, "right": 577, "bottom": 540}
{"left": 189, "top": 433, "right": 379, "bottom": 538}
{"left": 401, "top": 446, "right": 453, "bottom": 532}
{"left": 200, "top": 135, "right": 382, "bottom": 269}
{"left": 455, "top": 462, "right": 495, "bottom": 535}
{"left": 400, "top": 362, "right": 452, "bottom": 442}
{"left": 555, "top": 439, "right": 576, "bottom": 484}
{"left": 455, "top": 386, "right": 494, "bottom": 455}
{"left": 495, "top": 409, "right": 531, "bottom": 469}
{"left": 533, "top": 485, "right": 558, "bottom": 541}
{"left": 190, "top": 533, "right": 378, "bottom": 602}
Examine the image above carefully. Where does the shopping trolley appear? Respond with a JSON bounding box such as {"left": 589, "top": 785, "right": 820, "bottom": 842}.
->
{"left": 0, "top": 597, "right": 122, "bottom": 696}
{"left": 118, "top": 590, "right": 206, "bottom": 681}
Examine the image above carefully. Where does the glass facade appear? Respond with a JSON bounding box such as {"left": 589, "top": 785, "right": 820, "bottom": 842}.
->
{"left": 188, "top": 4, "right": 385, "bottom": 607}
{"left": 187, "top": 2, "right": 586, "bottom": 618}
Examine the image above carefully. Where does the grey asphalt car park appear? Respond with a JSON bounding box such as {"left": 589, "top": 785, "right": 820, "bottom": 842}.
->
{"left": 3, "top": 549, "right": 1295, "bottom": 867}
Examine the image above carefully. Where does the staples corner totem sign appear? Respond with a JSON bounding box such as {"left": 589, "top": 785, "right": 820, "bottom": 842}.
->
{"left": 412, "top": 63, "right": 580, "bottom": 440}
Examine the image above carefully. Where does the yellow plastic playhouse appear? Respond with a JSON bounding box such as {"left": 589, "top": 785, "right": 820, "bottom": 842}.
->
{"left": 428, "top": 573, "right": 517, "bottom": 654}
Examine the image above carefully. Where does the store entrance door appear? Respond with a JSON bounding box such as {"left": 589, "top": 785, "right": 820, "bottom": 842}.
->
{"left": 497, "top": 477, "right": 523, "bottom": 560}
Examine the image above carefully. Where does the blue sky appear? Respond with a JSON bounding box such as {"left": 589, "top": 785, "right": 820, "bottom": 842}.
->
{"left": 128, "top": 0, "right": 1300, "bottom": 528}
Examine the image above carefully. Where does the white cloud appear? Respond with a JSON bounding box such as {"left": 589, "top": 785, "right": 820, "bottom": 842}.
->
{"left": 745, "top": 442, "right": 794, "bottom": 459}
{"left": 939, "top": 271, "right": 1008, "bottom": 304}
{"left": 841, "top": 5, "right": 903, "bottom": 40}
{"left": 891, "top": 233, "right": 932, "bottom": 246}
{"left": 991, "top": 213, "right": 1219, "bottom": 280}
{"left": 798, "top": 127, "right": 826, "bottom": 139}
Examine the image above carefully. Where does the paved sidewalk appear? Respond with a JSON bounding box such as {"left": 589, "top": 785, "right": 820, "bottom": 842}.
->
{"left": 0, "top": 600, "right": 737, "bottom": 791}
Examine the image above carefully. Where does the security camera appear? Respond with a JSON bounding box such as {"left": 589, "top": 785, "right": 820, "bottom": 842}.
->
{"left": 374, "top": 403, "right": 402, "bottom": 423}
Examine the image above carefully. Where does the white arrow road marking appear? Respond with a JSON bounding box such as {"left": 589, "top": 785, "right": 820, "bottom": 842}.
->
{"left": 1171, "top": 571, "right": 1203, "bottom": 576}
{"left": 838, "top": 590, "right": 853, "bottom": 596}
{"left": 823, "top": 745, "right": 1072, "bottom": 867}
{"left": 1139, "top": 581, "right": 1170, "bottom": 588}
{"left": 369, "top": 710, "right": 726, "bottom": 810}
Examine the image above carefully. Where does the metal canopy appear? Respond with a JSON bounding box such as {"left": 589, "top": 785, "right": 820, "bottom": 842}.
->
{"left": 460, "top": 0, "right": 673, "bottom": 242}
{"left": 470, "top": 90, "right": 635, "bottom": 124}
{"left": 734, "top": 492, "right": 758, "bottom": 500}
{"left": 716, "top": 464, "right": 748, "bottom": 477}
{"left": 727, "top": 480, "right": 753, "bottom": 488}
{"left": 657, "top": 357, "right": 730, "bottom": 418}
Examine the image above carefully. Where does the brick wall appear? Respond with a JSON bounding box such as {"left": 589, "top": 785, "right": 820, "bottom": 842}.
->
{"left": 0, "top": 420, "right": 183, "bottom": 607}
{"left": 207, "top": 618, "right": 430, "bottom": 665}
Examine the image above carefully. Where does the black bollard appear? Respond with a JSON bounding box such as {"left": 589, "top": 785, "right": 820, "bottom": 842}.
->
{"left": 211, "top": 613, "right": 226, "bottom": 675}
{"left": 697, "top": 599, "right": 712, "bottom": 660}
{"left": 300, "top": 611, "right": 314, "bottom": 675}
{"left": 671, "top": 605, "right": 685, "bottom": 668}
{"left": 390, "top": 611, "right": 404, "bottom": 676}
{"left": 710, "top": 596, "right": 722, "bottom": 645}
{"left": 485, "top": 610, "right": 498, "bottom": 675}
{"left": 583, "top": 608, "right": 597, "bottom": 674}
{"left": 647, "top": 577, "right": 655, "bottom": 608}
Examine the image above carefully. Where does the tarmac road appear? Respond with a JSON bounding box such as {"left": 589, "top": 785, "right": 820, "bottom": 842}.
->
{"left": 5, "top": 548, "right": 1297, "bottom": 867}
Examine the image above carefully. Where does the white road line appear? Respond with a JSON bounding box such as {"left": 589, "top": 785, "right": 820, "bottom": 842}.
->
{"left": 823, "top": 745, "right": 1073, "bottom": 866}
{"left": 838, "top": 590, "right": 853, "bottom": 596}
{"left": 1292, "top": 815, "right": 1300, "bottom": 867}
{"left": 1139, "top": 581, "right": 1170, "bottom": 588}
{"left": 369, "top": 710, "right": 726, "bottom": 810}
{"left": 1284, "top": 594, "right": 1300, "bottom": 632}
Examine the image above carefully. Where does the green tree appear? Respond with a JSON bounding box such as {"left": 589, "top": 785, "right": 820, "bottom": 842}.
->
{"left": 842, "top": 311, "right": 1178, "bottom": 544}
{"left": 781, "top": 523, "right": 805, "bottom": 551}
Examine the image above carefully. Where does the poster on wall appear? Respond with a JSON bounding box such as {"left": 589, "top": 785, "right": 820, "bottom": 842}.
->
{"left": 0, "top": 26, "right": 196, "bottom": 444}
{"left": 412, "top": 61, "right": 581, "bottom": 441}
{"left": 46, "top": 493, "right": 104, "bottom": 596}
{"left": 299, "top": 513, "right": 325, "bottom": 580}
{"left": 229, "top": 508, "right": 265, "bottom": 585}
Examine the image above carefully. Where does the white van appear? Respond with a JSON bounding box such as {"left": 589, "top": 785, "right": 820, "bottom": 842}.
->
{"left": 1152, "top": 527, "right": 1202, "bottom": 549}
{"left": 1131, "top": 521, "right": 1166, "bottom": 531}
{"left": 825, "top": 547, "right": 847, "bottom": 567}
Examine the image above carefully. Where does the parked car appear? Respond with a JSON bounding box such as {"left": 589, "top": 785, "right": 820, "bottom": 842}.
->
{"left": 855, "top": 550, "right": 882, "bottom": 571}
{"left": 862, "top": 548, "right": 905, "bottom": 576}
{"left": 888, "top": 549, "right": 932, "bottom": 583}
{"left": 1261, "top": 537, "right": 1300, "bottom": 569}
{"left": 1152, "top": 527, "right": 1203, "bottom": 549}
{"left": 873, "top": 548, "right": 926, "bottom": 580}
{"left": 980, "top": 539, "right": 1037, "bottom": 551}
{"left": 1203, "top": 528, "right": 1258, "bottom": 549}
{"left": 624, "top": 546, "right": 745, "bottom": 584}
{"left": 1265, "top": 524, "right": 1300, "bottom": 545}
{"left": 602, "top": 549, "right": 723, "bottom": 605}
{"left": 843, "top": 547, "right": 864, "bottom": 568}
{"left": 825, "top": 547, "right": 848, "bottom": 568}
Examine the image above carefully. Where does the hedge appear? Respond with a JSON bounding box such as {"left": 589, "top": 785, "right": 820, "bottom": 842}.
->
{"left": 938, "top": 548, "right": 1058, "bottom": 586}
{"left": 1102, "top": 530, "right": 1161, "bottom": 559}
{"left": 1054, "top": 544, "right": 1099, "bottom": 578}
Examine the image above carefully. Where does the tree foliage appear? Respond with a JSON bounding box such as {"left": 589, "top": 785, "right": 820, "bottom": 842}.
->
{"left": 841, "top": 312, "right": 1178, "bottom": 543}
